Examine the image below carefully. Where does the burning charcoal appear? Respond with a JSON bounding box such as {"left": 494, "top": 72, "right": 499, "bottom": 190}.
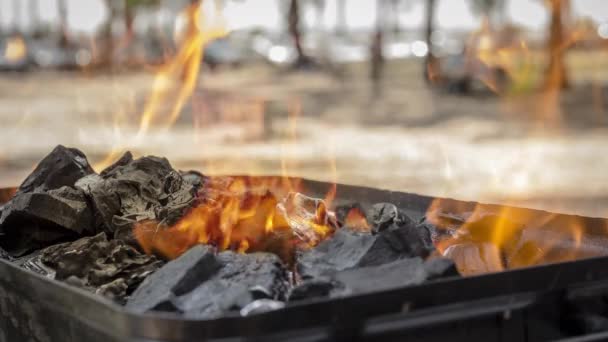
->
{"left": 443, "top": 242, "right": 504, "bottom": 276}
{"left": 128, "top": 245, "right": 290, "bottom": 319}
{"left": 36, "top": 233, "right": 162, "bottom": 302}
{"left": 77, "top": 152, "right": 198, "bottom": 241}
{"left": 16, "top": 145, "right": 94, "bottom": 195}
{"left": 298, "top": 217, "right": 434, "bottom": 279}
{"left": 277, "top": 192, "right": 337, "bottom": 247}
{"left": 366, "top": 203, "right": 415, "bottom": 234}
{"left": 0, "top": 186, "right": 95, "bottom": 256}
{"left": 334, "top": 202, "right": 365, "bottom": 226}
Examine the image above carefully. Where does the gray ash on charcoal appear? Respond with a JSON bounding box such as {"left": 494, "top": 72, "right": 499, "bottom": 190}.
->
{"left": 76, "top": 151, "right": 199, "bottom": 243}
{"left": 0, "top": 147, "right": 200, "bottom": 257}
{"left": 297, "top": 203, "right": 435, "bottom": 279}
{"left": 22, "top": 233, "right": 163, "bottom": 302}
{"left": 127, "top": 245, "right": 289, "bottom": 319}
{"left": 289, "top": 257, "right": 457, "bottom": 301}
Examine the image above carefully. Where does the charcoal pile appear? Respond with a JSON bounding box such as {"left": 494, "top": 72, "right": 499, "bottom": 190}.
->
{"left": 0, "top": 145, "right": 460, "bottom": 320}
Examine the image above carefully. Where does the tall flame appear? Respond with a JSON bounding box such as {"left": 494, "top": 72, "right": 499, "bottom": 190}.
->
{"left": 93, "top": 0, "right": 226, "bottom": 172}
{"left": 137, "top": 0, "right": 226, "bottom": 138}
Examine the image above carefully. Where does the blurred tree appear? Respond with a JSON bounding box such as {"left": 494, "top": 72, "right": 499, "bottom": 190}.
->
{"left": 288, "top": 0, "right": 313, "bottom": 67}
{"left": 424, "top": 0, "right": 439, "bottom": 83}
{"left": 543, "top": 0, "right": 570, "bottom": 90}
{"left": 335, "top": 0, "right": 346, "bottom": 35}
{"left": 12, "top": 0, "right": 21, "bottom": 34}
{"left": 29, "top": 0, "right": 40, "bottom": 36}
{"left": 124, "top": 0, "right": 161, "bottom": 40}
{"left": 370, "top": 0, "right": 387, "bottom": 91}
{"left": 469, "top": 0, "right": 508, "bottom": 30}
{"left": 58, "top": 0, "right": 69, "bottom": 47}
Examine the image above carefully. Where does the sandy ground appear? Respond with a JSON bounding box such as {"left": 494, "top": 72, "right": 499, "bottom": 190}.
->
{"left": 1, "top": 58, "right": 608, "bottom": 218}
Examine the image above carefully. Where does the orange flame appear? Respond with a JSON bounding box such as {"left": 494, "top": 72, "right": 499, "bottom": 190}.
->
{"left": 426, "top": 198, "right": 598, "bottom": 276}
{"left": 137, "top": 1, "right": 226, "bottom": 138}
{"left": 92, "top": 1, "right": 226, "bottom": 172}
{"left": 134, "top": 176, "right": 339, "bottom": 260}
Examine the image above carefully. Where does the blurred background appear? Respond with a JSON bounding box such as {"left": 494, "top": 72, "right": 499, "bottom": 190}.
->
{"left": 0, "top": 0, "right": 607, "bottom": 217}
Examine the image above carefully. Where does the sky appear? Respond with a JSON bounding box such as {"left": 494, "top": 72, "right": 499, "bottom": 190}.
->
{"left": 0, "top": 0, "right": 606, "bottom": 34}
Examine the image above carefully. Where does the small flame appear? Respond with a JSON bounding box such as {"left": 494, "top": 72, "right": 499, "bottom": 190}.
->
{"left": 4, "top": 36, "right": 27, "bottom": 62}
{"left": 427, "top": 198, "right": 597, "bottom": 276}
{"left": 344, "top": 207, "right": 370, "bottom": 232}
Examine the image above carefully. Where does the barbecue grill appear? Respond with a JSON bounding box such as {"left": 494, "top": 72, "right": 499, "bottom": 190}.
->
{"left": 2, "top": 179, "right": 608, "bottom": 342}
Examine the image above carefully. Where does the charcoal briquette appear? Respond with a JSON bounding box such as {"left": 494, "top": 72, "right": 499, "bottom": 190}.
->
{"left": 128, "top": 245, "right": 290, "bottom": 319}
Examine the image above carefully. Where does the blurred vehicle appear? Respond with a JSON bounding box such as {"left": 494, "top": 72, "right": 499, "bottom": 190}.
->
{"left": 30, "top": 40, "right": 92, "bottom": 70}
{"left": 0, "top": 36, "right": 31, "bottom": 72}
{"left": 0, "top": 35, "right": 92, "bottom": 71}
{"left": 437, "top": 52, "right": 509, "bottom": 94}
{"left": 203, "top": 34, "right": 246, "bottom": 69}
{"left": 433, "top": 27, "right": 515, "bottom": 94}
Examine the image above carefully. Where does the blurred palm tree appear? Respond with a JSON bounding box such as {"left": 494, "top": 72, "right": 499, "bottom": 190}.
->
{"left": 28, "top": 0, "right": 40, "bottom": 36}
{"left": 543, "top": 0, "right": 570, "bottom": 90}
{"left": 469, "top": 0, "right": 505, "bottom": 26}
{"left": 57, "top": 0, "right": 69, "bottom": 47}
{"left": 124, "top": 0, "right": 161, "bottom": 40}
{"left": 12, "top": 0, "right": 22, "bottom": 34}
{"left": 335, "top": 0, "right": 346, "bottom": 35}
{"left": 424, "top": 0, "right": 438, "bottom": 83}
{"left": 288, "top": 0, "right": 313, "bottom": 67}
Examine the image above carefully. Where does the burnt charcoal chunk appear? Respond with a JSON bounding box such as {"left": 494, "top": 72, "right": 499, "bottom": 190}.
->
{"left": 36, "top": 233, "right": 162, "bottom": 302}
{"left": 128, "top": 246, "right": 289, "bottom": 319}
{"left": 288, "top": 278, "right": 337, "bottom": 301}
{"left": 180, "top": 170, "right": 207, "bottom": 189}
{"left": 424, "top": 257, "right": 459, "bottom": 280}
{"left": 0, "top": 186, "right": 95, "bottom": 256}
{"left": 17, "top": 145, "right": 94, "bottom": 195}
{"left": 77, "top": 153, "right": 198, "bottom": 240}
{"left": 0, "top": 246, "right": 11, "bottom": 261}
{"left": 332, "top": 258, "right": 428, "bottom": 296}
{"left": 331, "top": 258, "right": 458, "bottom": 298}
{"left": 357, "top": 222, "right": 434, "bottom": 267}
{"left": 366, "top": 203, "right": 415, "bottom": 234}
{"left": 297, "top": 229, "right": 377, "bottom": 278}
{"left": 127, "top": 245, "right": 220, "bottom": 312}
{"left": 298, "top": 221, "right": 434, "bottom": 278}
